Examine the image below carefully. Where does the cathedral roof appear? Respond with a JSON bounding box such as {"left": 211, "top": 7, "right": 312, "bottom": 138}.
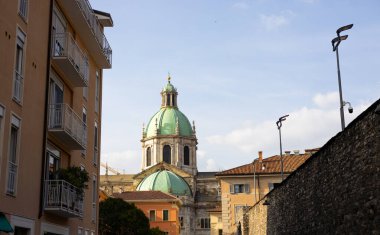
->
{"left": 144, "top": 77, "right": 194, "bottom": 138}
{"left": 136, "top": 169, "right": 192, "bottom": 196}
{"left": 216, "top": 154, "right": 312, "bottom": 176}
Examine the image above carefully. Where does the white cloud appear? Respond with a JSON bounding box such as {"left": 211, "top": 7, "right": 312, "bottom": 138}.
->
{"left": 259, "top": 11, "right": 294, "bottom": 31}
{"left": 313, "top": 91, "right": 339, "bottom": 109}
{"left": 197, "top": 149, "right": 206, "bottom": 159}
{"left": 206, "top": 158, "right": 217, "bottom": 171}
{"left": 207, "top": 92, "right": 370, "bottom": 157}
{"left": 100, "top": 150, "right": 140, "bottom": 174}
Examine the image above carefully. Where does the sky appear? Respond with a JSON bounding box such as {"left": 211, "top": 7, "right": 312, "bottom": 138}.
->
{"left": 91, "top": 0, "right": 380, "bottom": 174}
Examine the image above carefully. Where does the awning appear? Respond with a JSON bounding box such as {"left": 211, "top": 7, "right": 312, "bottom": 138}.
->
{"left": 0, "top": 213, "right": 13, "bottom": 233}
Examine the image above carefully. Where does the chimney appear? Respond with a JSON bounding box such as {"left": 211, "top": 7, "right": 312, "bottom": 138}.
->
{"left": 293, "top": 150, "right": 300, "bottom": 155}
{"left": 284, "top": 151, "right": 291, "bottom": 156}
{"left": 258, "top": 151, "right": 263, "bottom": 163}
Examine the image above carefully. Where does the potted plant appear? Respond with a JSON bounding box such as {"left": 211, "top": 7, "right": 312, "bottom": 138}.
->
{"left": 57, "top": 166, "right": 89, "bottom": 201}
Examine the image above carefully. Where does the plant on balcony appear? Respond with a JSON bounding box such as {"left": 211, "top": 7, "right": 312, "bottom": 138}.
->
{"left": 57, "top": 166, "right": 89, "bottom": 198}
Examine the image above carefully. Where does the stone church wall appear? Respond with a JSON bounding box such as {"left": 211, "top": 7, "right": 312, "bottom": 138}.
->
{"left": 245, "top": 99, "right": 380, "bottom": 234}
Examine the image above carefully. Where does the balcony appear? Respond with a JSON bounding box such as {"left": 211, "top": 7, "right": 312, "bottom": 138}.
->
{"left": 52, "top": 32, "right": 89, "bottom": 87}
{"left": 48, "top": 103, "right": 87, "bottom": 150}
{"left": 56, "top": 0, "right": 112, "bottom": 68}
{"left": 44, "top": 180, "right": 83, "bottom": 218}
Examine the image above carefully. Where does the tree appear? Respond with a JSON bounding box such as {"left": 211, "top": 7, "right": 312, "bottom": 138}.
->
{"left": 99, "top": 198, "right": 151, "bottom": 235}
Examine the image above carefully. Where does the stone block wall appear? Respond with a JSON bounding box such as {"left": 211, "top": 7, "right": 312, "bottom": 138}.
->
{"left": 246, "top": 99, "right": 380, "bottom": 234}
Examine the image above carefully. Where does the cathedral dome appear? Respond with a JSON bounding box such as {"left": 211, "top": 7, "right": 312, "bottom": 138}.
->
{"left": 144, "top": 77, "right": 194, "bottom": 138}
{"left": 145, "top": 108, "right": 193, "bottom": 137}
{"left": 136, "top": 170, "right": 192, "bottom": 196}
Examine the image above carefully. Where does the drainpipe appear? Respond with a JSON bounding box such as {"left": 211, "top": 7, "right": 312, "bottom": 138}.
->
{"left": 39, "top": 0, "right": 53, "bottom": 219}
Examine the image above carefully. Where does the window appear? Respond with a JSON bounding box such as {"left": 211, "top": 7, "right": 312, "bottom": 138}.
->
{"left": 184, "top": 146, "right": 190, "bottom": 165}
{"left": 92, "top": 175, "right": 97, "bottom": 222}
{"left": 218, "top": 229, "right": 223, "bottom": 235}
{"left": 149, "top": 210, "right": 156, "bottom": 221}
{"left": 218, "top": 216, "right": 222, "bottom": 223}
{"left": 46, "top": 144, "right": 60, "bottom": 180}
{"left": 94, "top": 122, "right": 98, "bottom": 165}
{"left": 14, "top": 226, "right": 30, "bottom": 235}
{"left": 179, "top": 217, "right": 183, "bottom": 227}
{"left": 82, "top": 107, "right": 87, "bottom": 157}
{"left": 166, "top": 94, "right": 170, "bottom": 106}
{"left": 48, "top": 74, "right": 64, "bottom": 129}
{"left": 146, "top": 147, "right": 151, "bottom": 166}
{"left": 18, "top": 0, "right": 28, "bottom": 20}
{"left": 163, "top": 145, "right": 171, "bottom": 164}
{"left": 0, "top": 106, "right": 4, "bottom": 156}
{"left": 163, "top": 210, "right": 169, "bottom": 221}
{"left": 13, "top": 28, "right": 26, "bottom": 104}
{"left": 7, "top": 115, "right": 21, "bottom": 195}
{"left": 198, "top": 218, "right": 210, "bottom": 229}
{"left": 95, "top": 71, "right": 100, "bottom": 113}
{"left": 78, "top": 228, "right": 83, "bottom": 235}
{"left": 230, "top": 184, "right": 250, "bottom": 194}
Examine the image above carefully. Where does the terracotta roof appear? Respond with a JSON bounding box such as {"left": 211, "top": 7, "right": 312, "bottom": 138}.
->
{"left": 114, "top": 191, "right": 179, "bottom": 201}
{"left": 216, "top": 154, "right": 312, "bottom": 176}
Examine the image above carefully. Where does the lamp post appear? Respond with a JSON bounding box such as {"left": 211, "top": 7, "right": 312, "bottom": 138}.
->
{"left": 276, "top": 115, "right": 289, "bottom": 181}
{"left": 332, "top": 24, "right": 353, "bottom": 131}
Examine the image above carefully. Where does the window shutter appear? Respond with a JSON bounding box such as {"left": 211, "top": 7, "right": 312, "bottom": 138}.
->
{"left": 245, "top": 184, "right": 250, "bottom": 193}
{"left": 230, "top": 184, "right": 234, "bottom": 193}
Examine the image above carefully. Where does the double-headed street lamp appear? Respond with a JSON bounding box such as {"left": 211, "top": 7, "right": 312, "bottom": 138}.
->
{"left": 276, "top": 114, "right": 289, "bottom": 181}
{"left": 332, "top": 24, "right": 354, "bottom": 131}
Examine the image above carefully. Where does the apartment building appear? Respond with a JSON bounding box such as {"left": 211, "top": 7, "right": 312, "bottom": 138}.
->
{"left": 0, "top": 0, "right": 112, "bottom": 234}
{"left": 215, "top": 150, "right": 318, "bottom": 234}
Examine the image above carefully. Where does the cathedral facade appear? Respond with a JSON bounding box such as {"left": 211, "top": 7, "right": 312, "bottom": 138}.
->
{"left": 101, "top": 77, "right": 220, "bottom": 235}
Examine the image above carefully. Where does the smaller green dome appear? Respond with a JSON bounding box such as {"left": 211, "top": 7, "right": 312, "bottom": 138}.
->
{"left": 136, "top": 170, "right": 192, "bottom": 196}
{"left": 163, "top": 81, "right": 176, "bottom": 92}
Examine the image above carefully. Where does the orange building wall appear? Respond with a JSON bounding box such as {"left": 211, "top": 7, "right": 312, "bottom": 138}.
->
{"left": 133, "top": 201, "right": 180, "bottom": 235}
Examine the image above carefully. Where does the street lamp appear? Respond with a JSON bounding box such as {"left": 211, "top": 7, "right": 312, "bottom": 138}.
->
{"left": 332, "top": 24, "right": 353, "bottom": 131}
{"left": 276, "top": 114, "right": 289, "bottom": 181}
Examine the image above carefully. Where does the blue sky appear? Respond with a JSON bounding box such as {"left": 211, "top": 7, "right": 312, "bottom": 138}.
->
{"left": 91, "top": 0, "right": 380, "bottom": 174}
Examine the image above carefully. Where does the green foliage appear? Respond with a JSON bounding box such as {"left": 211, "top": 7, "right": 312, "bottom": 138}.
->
{"left": 149, "top": 227, "right": 166, "bottom": 235}
{"left": 99, "top": 198, "right": 151, "bottom": 235}
{"left": 57, "top": 166, "right": 89, "bottom": 195}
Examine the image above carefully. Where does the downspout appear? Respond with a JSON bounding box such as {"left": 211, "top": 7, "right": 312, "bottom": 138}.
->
{"left": 39, "top": 0, "right": 53, "bottom": 219}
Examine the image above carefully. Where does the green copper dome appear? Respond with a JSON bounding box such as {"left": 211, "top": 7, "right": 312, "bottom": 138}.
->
{"left": 145, "top": 108, "right": 193, "bottom": 137}
{"left": 136, "top": 170, "right": 192, "bottom": 196}
{"left": 144, "top": 77, "right": 194, "bottom": 138}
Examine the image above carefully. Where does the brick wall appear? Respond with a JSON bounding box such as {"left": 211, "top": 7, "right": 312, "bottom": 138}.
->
{"left": 246, "top": 99, "right": 380, "bottom": 234}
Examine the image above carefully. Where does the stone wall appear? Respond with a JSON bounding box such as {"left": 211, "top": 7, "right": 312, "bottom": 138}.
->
{"left": 246, "top": 99, "right": 380, "bottom": 234}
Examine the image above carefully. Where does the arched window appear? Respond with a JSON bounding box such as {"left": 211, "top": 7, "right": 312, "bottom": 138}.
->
{"left": 184, "top": 146, "right": 190, "bottom": 166}
{"left": 166, "top": 94, "right": 170, "bottom": 106}
{"left": 163, "top": 145, "right": 171, "bottom": 164}
{"left": 146, "top": 147, "right": 151, "bottom": 166}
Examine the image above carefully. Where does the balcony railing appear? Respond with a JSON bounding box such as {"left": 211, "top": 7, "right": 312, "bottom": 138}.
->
{"left": 52, "top": 32, "right": 89, "bottom": 87}
{"left": 13, "top": 71, "right": 23, "bottom": 103}
{"left": 57, "top": 0, "right": 112, "bottom": 68}
{"left": 48, "top": 103, "right": 87, "bottom": 150}
{"left": 44, "top": 180, "right": 83, "bottom": 218}
{"left": 76, "top": 0, "right": 112, "bottom": 65}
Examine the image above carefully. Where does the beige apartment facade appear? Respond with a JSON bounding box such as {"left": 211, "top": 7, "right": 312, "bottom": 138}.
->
{"left": 216, "top": 150, "right": 317, "bottom": 234}
{"left": 0, "top": 0, "right": 112, "bottom": 234}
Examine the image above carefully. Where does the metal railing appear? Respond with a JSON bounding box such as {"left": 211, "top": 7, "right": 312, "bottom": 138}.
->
{"left": 44, "top": 180, "right": 83, "bottom": 217}
{"left": 52, "top": 32, "right": 89, "bottom": 84}
{"left": 13, "top": 71, "right": 23, "bottom": 103}
{"left": 48, "top": 103, "right": 87, "bottom": 149}
{"left": 76, "top": 0, "right": 112, "bottom": 64}
{"left": 6, "top": 162, "right": 17, "bottom": 195}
